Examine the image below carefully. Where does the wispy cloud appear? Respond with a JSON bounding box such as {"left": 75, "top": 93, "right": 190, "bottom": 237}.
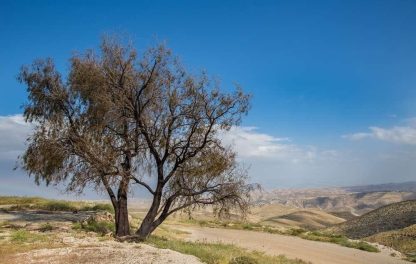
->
{"left": 343, "top": 119, "right": 416, "bottom": 145}
{"left": 221, "top": 126, "right": 337, "bottom": 163}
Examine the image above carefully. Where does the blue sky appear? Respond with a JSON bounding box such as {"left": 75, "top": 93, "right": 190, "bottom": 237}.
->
{"left": 1, "top": 0, "right": 416, "bottom": 198}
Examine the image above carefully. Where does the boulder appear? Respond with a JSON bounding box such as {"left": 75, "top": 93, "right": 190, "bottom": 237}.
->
{"left": 83, "top": 211, "right": 114, "bottom": 223}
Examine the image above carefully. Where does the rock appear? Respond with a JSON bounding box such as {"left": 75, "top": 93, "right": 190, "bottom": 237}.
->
{"left": 62, "top": 237, "right": 76, "bottom": 244}
{"left": 82, "top": 212, "right": 114, "bottom": 223}
{"left": 24, "top": 223, "right": 40, "bottom": 231}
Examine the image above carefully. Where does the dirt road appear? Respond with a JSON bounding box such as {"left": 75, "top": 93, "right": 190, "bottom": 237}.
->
{"left": 177, "top": 226, "right": 410, "bottom": 264}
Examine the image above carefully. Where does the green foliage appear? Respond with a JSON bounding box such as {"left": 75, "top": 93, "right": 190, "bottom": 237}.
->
{"left": 147, "top": 235, "right": 307, "bottom": 264}
{"left": 229, "top": 256, "right": 258, "bottom": 264}
{"left": 43, "top": 201, "right": 77, "bottom": 211}
{"left": 11, "top": 230, "right": 45, "bottom": 243}
{"left": 406, "top": 254, "right": 416, "bottom": 263}
{"left": 299, "top": 231, "right": 379, "bottom": 252}
{"left": 10, "top": 230, "right": 29, "bottom": 242}
{"left": 73, "top": 219, "right": 115, "bottom": 235}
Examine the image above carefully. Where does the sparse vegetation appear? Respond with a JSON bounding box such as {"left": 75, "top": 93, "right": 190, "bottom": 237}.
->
{"left": 146, "top": 235, "right": 308, "bottom": 264}
{"left": 73, "top": 219, "right": 115, "bottom": 235}
{"left": 11, "top": 229, "right": 46, "bottom": 243}
{"left": 328, "top": 200, "right": 416, "bottom": 239}
{"left": 0, "top": 231, "right": 59, "bottom": 261}
{"left": 1, "top": 196, "right": 114, "bottom": 213}
{"left": 298, "top": 231, "right": 379, "bottom": 252}
{"left": 365, "top": 224, "right": 416, "bottom": 262}
{"left": 39, "top": 223, "right": 54, "bottom": 232}
{"left": 229, "top": 256, "right": 258, "bottom": 264}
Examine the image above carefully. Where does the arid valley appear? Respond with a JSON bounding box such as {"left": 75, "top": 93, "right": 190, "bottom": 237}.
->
{"left": 1, "top": 182, "right": 415, "bottom": 263}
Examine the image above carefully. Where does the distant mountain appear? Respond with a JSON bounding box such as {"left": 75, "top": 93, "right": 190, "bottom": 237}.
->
{"left": 341, "top": 181, "right": 416, "bottom": 193}
{"left": 251, "top": 181, "right": 416, "bottom": 215}
{"left": 328, "top": 200, "right": 416, "bottom": 239}
{"left": 301, "top": 191, "right": 416, "bottom": 215}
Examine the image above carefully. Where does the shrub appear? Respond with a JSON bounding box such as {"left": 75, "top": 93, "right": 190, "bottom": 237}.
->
{"left": 73, "top": 219, "right": 115, "bottom": 235}
{"left": 39, "top": 223, "right": 54, "bottom": 232}
{"left": 43, "top": 201, "right": 76, "bottom": 211}
{"left": 288, "top": 228, "right": 306, "bottom": 236}
{"left": 242, "top": 224, "right": 254, "bottom": 230}
{"left": 299, "top": 231, "right": 379, "bottom": 252}
{"left": 229, "top": 256, "right": 259, "bottom": 264}
{"left": 79, "top": 203, "right": 114, "bottom": 213}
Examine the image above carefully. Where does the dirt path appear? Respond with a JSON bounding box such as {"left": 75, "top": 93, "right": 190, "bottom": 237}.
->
{"left": 177, "top": 226, "right": 410, "bottom": 264}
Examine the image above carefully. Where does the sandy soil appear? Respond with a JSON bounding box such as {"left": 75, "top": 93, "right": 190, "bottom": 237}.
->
{"left": 177, "top": 226, "right": 410, "bottom": 264}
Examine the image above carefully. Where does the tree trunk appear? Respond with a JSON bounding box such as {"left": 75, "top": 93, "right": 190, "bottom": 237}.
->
{"left": 136, "top": 220, "right": 155, "bottom": 240}
{"left": 115, "top": 196, "right": 130, "bottom": 237}
{"left": 135, "top": 188, "right": 162, "bottom": 239}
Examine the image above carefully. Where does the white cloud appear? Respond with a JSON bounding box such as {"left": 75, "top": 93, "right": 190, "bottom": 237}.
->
{"left": 0, "top": 115, "right": 32, "bottom": 161}
{"left": 220, "top": 126, "right": 290, "bottom": 158}
{"left": 221, "top": 126, "right": 337, "bottom": 164}
{"left": 343, "top": 119, "right": 416, "bottom": 145}
{"left": 1, "top": 115, "right": 416, "bottom": 192}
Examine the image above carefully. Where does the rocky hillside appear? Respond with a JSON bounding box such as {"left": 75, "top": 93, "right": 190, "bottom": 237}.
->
{"left": 328, "top": 200, "right": 416, "bottom": 239}
{"left": 365, "top": 224, "right": 416, "bottom": 260}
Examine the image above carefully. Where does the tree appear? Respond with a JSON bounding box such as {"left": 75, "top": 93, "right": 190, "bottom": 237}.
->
{"left": 18, "top": 37, "right": 252, "bottom": 239}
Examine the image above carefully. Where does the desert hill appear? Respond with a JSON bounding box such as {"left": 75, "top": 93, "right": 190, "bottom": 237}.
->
{"left": 328, "top": 200, "right": 416, "bottom": 239}
{"left": 261, "top": 209, "right": 345, "bottom": 230}
{"left": 249, "top": 204, "right": 345, "bottom": 230}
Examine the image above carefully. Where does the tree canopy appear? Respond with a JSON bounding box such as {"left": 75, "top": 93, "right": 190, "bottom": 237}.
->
{"left": 19, "top": 37, "right": 253, "bottom": 238}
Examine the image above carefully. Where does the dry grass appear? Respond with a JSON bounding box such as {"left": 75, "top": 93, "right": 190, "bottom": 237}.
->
{"left": 0, "top": 196, "right": 113, "bottom": 213}
{"left": 146, "top": 235, "right": 309, "bottom": 264}
{"left": 0, "top": 229, "right": 62, "bottom": 262}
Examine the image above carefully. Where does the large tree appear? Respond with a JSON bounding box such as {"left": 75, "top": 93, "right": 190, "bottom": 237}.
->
{"left": 19, "top": 38, "right": 252, "bottom": 239}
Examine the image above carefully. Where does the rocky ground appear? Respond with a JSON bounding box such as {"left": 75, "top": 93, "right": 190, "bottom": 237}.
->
{"left": 6, "top": 236, "right": 202, "bottom": 264}
{"left": 0, "top": 209, "right": 202, "bottom": 264}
